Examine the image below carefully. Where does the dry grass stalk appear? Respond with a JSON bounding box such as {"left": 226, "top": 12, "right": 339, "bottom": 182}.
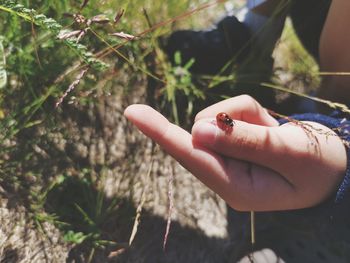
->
{"left": 262, "top": 82, "right": 350, "bottom": 114}
{"left": 128, "top": 158, "right": 153, "bottom": 246}
{"left": 163, "top": 164, "right": 175, "bottom": 251}
{"left": 80, "top": 0, "right": 89, "bottom": 9}
{"left": 109, "top": 32, "right": 137, "bottom": 41}
{"left": 114, "top": 9, "right": 124, "bottom": 24}
{"left": 55, "top": 68, "right": 88, "bottom": 108}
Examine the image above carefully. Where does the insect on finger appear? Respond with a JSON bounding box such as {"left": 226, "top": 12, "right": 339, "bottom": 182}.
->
{"left": 216, "top": 112, "right": 235, "bottom": 134}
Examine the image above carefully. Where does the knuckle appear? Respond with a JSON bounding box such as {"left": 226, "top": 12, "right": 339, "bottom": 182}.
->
{"left": 238, "top": 94, "right": 256, "bottom": 105}
{"left": 233, "top": 128, "right": 268, "bottom": 155}
{"left": 238, "top": 95, "right": 262, "bottom": 114}
{"left": 234, "top": 132, "right": 260, "bottom": 151}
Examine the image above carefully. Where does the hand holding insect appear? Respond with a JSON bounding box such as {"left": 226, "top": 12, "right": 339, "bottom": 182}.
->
{"left": 124, "top": 95, "right": 347, "bottom": 211}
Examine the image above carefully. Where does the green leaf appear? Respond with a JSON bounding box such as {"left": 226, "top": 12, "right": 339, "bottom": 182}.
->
{"left": 174, "top": 51, "right": 181, "bottom": 65}
{"left": 63, "top": 230, "right": 89, "bottom": 244}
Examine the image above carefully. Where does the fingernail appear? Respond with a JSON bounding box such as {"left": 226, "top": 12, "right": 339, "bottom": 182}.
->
{"left": 192, "top": 121, "right": 217, "bottom": 146}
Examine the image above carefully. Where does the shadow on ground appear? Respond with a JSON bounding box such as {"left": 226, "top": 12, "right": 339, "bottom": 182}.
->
{"left": 44, "top": 175, "right": 230, "bottom": 263}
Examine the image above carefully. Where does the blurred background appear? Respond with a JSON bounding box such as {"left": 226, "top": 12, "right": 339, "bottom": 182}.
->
{"left": 0, "top": 1, "right": 319, "bottom": 262}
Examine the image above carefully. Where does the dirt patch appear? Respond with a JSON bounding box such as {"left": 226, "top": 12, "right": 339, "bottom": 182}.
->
{"left": 0, "top": 190, "right": 69, "bottom": 262}
{"left": 0, "top": 83, "right": 232, "bottom": 262}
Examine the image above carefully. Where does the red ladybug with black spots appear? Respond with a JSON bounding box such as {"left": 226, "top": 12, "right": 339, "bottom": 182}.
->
{"left": 216, "top": 112, "right": 234, "bottom": 133}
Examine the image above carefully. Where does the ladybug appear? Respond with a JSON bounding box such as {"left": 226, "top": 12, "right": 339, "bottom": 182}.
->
{"left": 216, "top": 112, "right": 234, "bottom": 133}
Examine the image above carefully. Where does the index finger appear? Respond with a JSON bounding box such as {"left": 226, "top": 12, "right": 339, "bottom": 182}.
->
{"left": 124, "top": 104, "right": 230, "bottom": 194}
{"left": 195, "top": 95, "right": 279, "bottom": 126}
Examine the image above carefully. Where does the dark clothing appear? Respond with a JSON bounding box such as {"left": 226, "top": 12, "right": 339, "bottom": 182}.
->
{"left": 290, "top": 0, "right": 332, "bottom": 61}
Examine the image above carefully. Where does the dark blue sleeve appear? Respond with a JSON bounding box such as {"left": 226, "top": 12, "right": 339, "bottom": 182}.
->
{"left": 279, "top": 112, "right": 350, "bottom": 219}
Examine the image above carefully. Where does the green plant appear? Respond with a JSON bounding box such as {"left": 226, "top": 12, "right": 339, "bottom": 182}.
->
{"left": 163, "top": 52, "right": 204, "bottom": 124}
{"left": 43, "top": 171, "right": 123, "bottom": 248}
{"left": 1, "top": 0, "right": 337, "bottom": 261}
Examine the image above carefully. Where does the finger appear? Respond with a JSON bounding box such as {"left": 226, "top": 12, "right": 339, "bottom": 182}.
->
{"left": 192, "top": 119, "right": 294, "bottom": 182}
{"left": 124, "top": 105, "right": 320, "bottom": 211}
{"left": 192, "top": 118, "right": 346, "bottom": 200}
{"left": 124, "top": 104, "right": 231, "bottom": 195}
{"left": 195, "top": 95, "right": 279, "bottom": 126}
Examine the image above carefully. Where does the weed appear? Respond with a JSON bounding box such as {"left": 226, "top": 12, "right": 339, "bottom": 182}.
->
{"left": 0, "top": 0, "right": 340, "bottom": 261}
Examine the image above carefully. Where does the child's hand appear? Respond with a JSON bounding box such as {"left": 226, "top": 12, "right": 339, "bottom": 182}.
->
{"left": 124, "top": 95, "right": 347, "bottom": 211}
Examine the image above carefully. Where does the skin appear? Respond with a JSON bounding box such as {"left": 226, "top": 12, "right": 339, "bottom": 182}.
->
{"left": 124, "top": 95, "right": 347, "bottom": 212}
{"left": 319, "top": 0, "right": 350, "bottom": 105}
